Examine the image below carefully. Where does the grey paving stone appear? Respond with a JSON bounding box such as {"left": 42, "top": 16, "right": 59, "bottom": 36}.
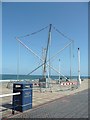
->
{"left": 12, "top": 89, "right": 88, "bottom": 118}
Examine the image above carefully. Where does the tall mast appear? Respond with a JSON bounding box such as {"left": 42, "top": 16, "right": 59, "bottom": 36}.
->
{"left": 49, "top": 25, "right": 51, "bottom": 79}
{"left": 42, "top": 48, "right": 46, "bottom": 77}
{"left": 43, "top": 24, "right": 52, "bottom": 78}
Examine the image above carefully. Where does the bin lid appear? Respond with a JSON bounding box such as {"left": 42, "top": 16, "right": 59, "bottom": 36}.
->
{"left": 13, "top": 81, "right": 33, "bottom": 85}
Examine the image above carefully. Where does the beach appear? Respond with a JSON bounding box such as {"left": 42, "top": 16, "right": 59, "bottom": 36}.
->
{"left": 0, "top": 79, "right": 88, "bottom": 118}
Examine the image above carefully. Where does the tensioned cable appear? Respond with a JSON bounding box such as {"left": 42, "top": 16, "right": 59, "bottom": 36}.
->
{"left": 27, "top": 41, "right": 72, "bottom": 75}
{"left": 52, "top": 25, "right": 74, "bottom": 73}
{"left": 52, "top": 25, "right": 75, "bottom": 80}
{"left": 18, "top": 25, "right": 49, "bottom": 38}
{"left": 18, "top": 24, "right": 74, "bottom": 43}
{"left": 52, "top": 25, "right": 74, "bottom": 42}
{"left": 16, "top": 24, "right": 75, "bottom": 79}
{"left": 16, "top": 38, "right": 67, "bottom": 79}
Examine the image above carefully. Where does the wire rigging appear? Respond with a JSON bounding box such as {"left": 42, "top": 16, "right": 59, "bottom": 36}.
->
{"left": 17, "top": 25, "right": 49, "bottom": 38}
{"left": 16, "top": 24, "right": 75, "bottom": 80}
{"left": 27, "top": 41, "right": 72, "bottom": 75}
{"left": 52, "top": 25, "right": 74, "bottom": 42}
{"left": 17, "top": 24, "right": 74, "bottom": 44}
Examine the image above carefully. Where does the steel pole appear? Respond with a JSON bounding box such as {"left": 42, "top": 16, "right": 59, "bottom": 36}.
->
{"left": 78, "top": 48, "right": 81, "bottom": 84}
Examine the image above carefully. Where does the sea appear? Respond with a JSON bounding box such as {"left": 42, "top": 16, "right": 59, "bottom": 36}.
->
{"left": 0, "top": 74, "right": 89, "bottom": 81}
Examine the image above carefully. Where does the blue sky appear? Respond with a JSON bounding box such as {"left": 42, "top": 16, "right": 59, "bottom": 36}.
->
{"left": 2, "top": 2, "right": 88, "bottom": 76}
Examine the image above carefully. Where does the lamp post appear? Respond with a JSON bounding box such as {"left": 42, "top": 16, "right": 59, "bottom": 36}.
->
{"left": 78, "top": 48, "right": 81, "bottom": 84}
{"left": 59, "top": 59, "right": 60, "bottom": 83}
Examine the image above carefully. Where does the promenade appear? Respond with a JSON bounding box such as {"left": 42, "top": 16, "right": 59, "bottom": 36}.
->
{"left": 0, "top": 79, "right": 88, "bottom": 119}
{"left": 9, "top": 89, "right": 88, "bottom": 118}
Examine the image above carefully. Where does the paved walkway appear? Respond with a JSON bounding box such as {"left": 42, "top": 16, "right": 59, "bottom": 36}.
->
{"left": 10, "top": 89, "right": 88, "bottom": 118}
{"left": 1, "top": 80, "right": 88, "bottom": 119}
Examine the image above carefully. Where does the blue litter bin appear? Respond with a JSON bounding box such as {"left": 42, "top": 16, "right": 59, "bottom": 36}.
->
{"left": 12, "top": 82, "right": 33, "bottom": 113}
